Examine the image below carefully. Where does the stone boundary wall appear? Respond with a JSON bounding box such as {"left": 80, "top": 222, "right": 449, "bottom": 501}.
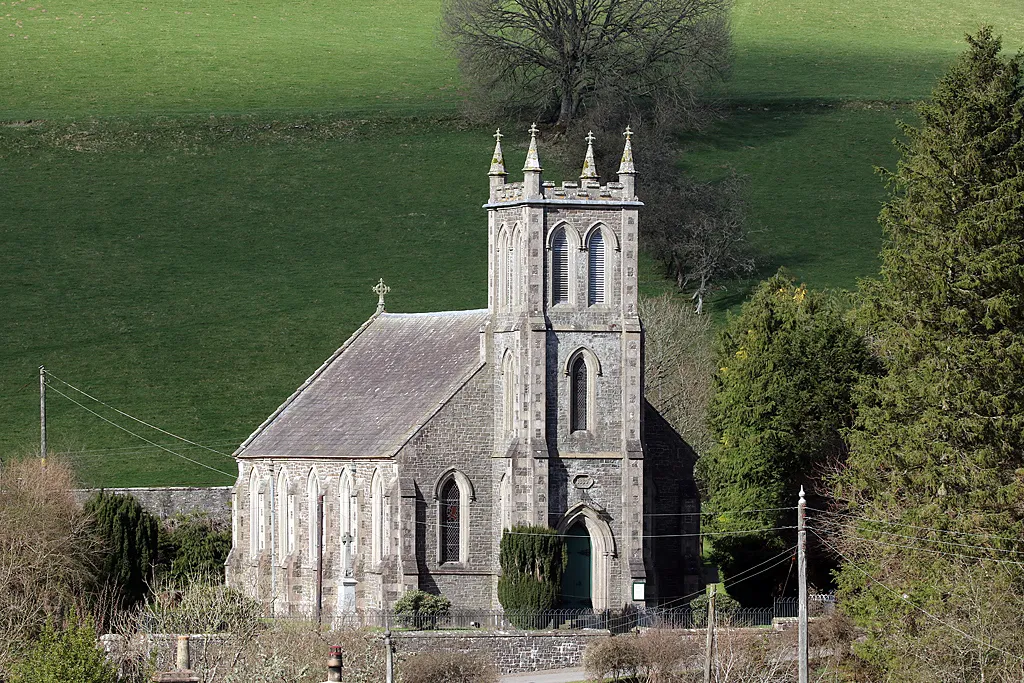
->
{"left": 74, "top": 486, "right": 232, "bottom": 525}
{"left": 391, "top": 629, "right": 610, "bottom": 673}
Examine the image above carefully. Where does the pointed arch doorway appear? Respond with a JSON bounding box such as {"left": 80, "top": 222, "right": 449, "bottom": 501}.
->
{"left": 560, "top": 522, "right": 592, "bottom": 609}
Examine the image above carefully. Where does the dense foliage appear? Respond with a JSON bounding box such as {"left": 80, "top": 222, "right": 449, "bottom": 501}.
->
{"left": 393, "top": 589, "right": 452, "bottom": 629}
{"left": 8, "top": 615, "right": 117, "bottom": 683}
{"left": 85, "top": 491, "right": 159, "bottom": 608}
{"left": 497, "top": 525, "right": 566, "bottom": 626}
{"left": 156, "top": 512, "right": 231, "bottom": 583}
{"left": 835, "top": 29, "right": 1024, "bottom": 678}
{"left": 699, "top": 272, "right": 874, "bottom": 603}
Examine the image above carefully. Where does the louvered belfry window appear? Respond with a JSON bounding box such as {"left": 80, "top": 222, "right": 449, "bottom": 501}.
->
{"left": 440, "top": 480, "right": 460, "bottom": 563}
{"left": 570, "top": 356, "right": 588, "bottom": 432}
{"left": 552, "top": 228, "right": 569, "bottom": 305}
{"left": 588, "top": 230, "right": 605, "bottom": 305}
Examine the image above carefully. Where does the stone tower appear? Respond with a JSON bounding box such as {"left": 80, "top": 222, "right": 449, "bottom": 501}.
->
{"left": 486, "top": 126, "right": 647, "bottom": 609}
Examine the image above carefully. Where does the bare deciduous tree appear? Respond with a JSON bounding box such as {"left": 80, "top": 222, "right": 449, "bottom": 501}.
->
{"left": 639, "top": 293, "right": 715, "bottom": 455}
{"left": 0, "top": 457, "right": 100, "bottom": 671}
{"left": 441, "top": 0, "right": 731, "bottom": 127}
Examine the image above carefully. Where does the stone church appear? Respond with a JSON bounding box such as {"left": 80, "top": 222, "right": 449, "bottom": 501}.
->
{"left": 225, "top": 127, "right": 701, "bottom": 618}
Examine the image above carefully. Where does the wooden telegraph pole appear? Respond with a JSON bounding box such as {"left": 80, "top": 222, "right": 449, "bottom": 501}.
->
{"left": 798, "top": 486, "right": 808, "bottom": 683}
{"left": 703, "top": 584, "right": 716, "bottom": 683}
{"left": 39, "top": 366, "right": 46, "bottom": 467}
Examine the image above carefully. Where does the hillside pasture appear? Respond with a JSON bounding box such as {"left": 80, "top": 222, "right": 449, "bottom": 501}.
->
{"left": 2, "top": 0, "right": 1023, "bottom": 485}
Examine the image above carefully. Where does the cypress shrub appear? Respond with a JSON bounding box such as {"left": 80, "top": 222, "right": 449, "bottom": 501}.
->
{"left": 497, "top": 525, "right": 566, "bottom": 628}
{"left": 85, "top": 490, "right": 159, "bottom": 607}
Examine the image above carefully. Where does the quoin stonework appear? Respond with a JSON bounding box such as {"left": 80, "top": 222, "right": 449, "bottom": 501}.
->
{"left": 225, "top": 127, "right": 702, "bottom": 617}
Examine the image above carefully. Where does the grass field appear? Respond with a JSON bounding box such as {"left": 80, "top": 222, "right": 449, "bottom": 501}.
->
{"left": 2, "top": 0, "right": 1023, "bottom": 485}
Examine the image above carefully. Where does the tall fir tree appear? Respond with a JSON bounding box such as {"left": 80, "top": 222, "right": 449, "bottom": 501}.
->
{"left": 700, "top": 272, "right": 873, "bottom": 604}
{"left": 835, "top": 28, "right": 1024, "bottom": 675}
{"left": 85, "top": 491, "right": 159, "bottom": 608}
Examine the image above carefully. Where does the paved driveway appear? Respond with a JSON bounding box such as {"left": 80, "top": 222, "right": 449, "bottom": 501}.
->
{"left": 499, "top": 667, "right": 586, "bottom": 683}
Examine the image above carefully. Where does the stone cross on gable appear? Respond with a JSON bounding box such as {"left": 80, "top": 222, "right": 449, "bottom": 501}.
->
{"left": 494, "top": 128, "right": 503, "bottom": 142}
{"left": 623, "top": 126, "right": 633, "bottom": 140}
{"left": 528, "top": 122, "right": 539, "bottom": 137}
{"left": 586, "top": 130, "right": 596, "bottom": 145}
{"left": 373, "top": 278, "right": 391, "bottom": 313}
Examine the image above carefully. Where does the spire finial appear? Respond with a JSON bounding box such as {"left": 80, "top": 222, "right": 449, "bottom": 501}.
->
{"left": 617, "top": 127, "right": 636, "bottom": 175}
{"left": 580, "top": 130, "right": 598, "bottom": 180}
{"left": 523, "top": 123, "right": 542, "bottom": 172}
{"left": 489, "top": 128, "right": 507, "bottom": 177}
{"left": 372, "top": 278, "right": 391, "bottom": 313}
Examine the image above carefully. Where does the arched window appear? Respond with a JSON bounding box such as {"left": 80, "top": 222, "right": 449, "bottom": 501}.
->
{"left": 570, "top": 355, "right": 589, "bottom": 432}
{"left": 277, "top": 470, "right": 292, "bottom": 560}
{"left": 506, "top": 228, "right": 516, "bottom": 308}
{"left": 440, "top": 479, "right": 460, "bottom": 564}
{"left": 307, "top": 471, "right": 322, "bottom": 564}
{"left": 249, "top": 468, "right": 262, "bottom": 558}
{"left": 551, "top": 227, "right": 569, "bottom": 305}
{"left": 497, "top": 229, "right": 508, "bottom": 310}
{"left": 371, "top": 470, "right": 385, "bottom": 564}
{"left": 588, "top": 230, "right": 606, "bottom": 305}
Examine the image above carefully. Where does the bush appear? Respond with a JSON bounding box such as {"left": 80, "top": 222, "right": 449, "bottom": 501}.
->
{"left": 85, "top": 490, "right": 159, "bottom": 608}
{"left": 156, "top": 511, "right": 231, "bottom": 583}
{"left": 497, "top": 525, "right": 566, "bottom": 628}
{"left": 393, "top": 589, "right": 451, "bottom": 629}
{"left": 400, "top": 652, "right": 497, "bottom": 683}
{"left": 584, "top": 635, "right": 644, "bottom": 682}
{"left": 8, "top": 615, "right": 117, "bottom": 683}
{"left": 689, "top": 590, "right": 740, "bottom": 627}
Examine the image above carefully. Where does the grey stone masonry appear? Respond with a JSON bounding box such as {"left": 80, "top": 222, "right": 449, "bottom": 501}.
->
{"left": 74, "top": 487, "right": 232, "bottom": 525}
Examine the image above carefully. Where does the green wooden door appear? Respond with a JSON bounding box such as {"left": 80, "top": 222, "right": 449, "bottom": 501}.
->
{"left": 560, "top": 522, "right": 592, "bottom": 609}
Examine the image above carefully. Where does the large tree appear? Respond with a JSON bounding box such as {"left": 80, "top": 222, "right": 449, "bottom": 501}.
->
{"left": 699, "top": 272, "right": 873, "bottom": 604}
{"left": 833, "top": 29, "right": 1024, "bottom": 678}
{"left": 441, "top": 0, "right": 731, "bottom": 127}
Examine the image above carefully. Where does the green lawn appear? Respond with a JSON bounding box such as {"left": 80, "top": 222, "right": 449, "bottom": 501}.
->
{"left": 2, "top": 0, "right": 1023, "bottom": 485}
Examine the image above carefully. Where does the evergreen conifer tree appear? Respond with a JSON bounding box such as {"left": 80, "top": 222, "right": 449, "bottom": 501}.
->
{"left": 497, "top": 525, "right": 566, "bottom": 628}
{"left": 700, "top": 272, "right": 873, "bottom": 604}
{"left": 85, "top": 491, "right": 159, "bottom": 607}
{"left": 835, "top": 28, "right": 1024, "bottom": 673}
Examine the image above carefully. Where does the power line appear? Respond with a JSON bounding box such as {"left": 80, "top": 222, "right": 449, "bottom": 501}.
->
{"left": 45, "top": 383, "right": 236, "bottom": 480}
{"left": 807, "top": 506, "right": 1024, "bottom": 544}
{"left": 811, "top": 520, "right": 1024, "bottom": 567}
{"left": 812, "top": 530, "right": 1024, "bottom": 664}
{"left": 645, "top": 505, "right": 797, "bottom": 518}
{"left": 810, "top": 516, "right": 1024, "bottom": 557}
{"left": 43, "top": 371, "right": 235, "bottom": 460}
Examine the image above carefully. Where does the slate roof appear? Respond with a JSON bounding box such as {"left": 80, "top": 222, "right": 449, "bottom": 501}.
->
{"left": 236, "top": 309, "right": 489, "bottom": 459}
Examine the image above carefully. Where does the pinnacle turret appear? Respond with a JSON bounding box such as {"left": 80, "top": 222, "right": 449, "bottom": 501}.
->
{"left": 617, "top": 126, "right": 635, "bottom": 175}
{"left": 523, "top": 123, "right": 542, "bottom": 172}
{"left": 489, "top": 128, "right": 507, "bottom": 177}
{"left": 580, "top": 130, "right": 598, "bottom": 181}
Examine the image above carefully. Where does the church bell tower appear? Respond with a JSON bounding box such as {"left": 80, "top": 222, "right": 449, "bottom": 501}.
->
{"left": 486, "top": 126, "right": 647, "bottom": 609}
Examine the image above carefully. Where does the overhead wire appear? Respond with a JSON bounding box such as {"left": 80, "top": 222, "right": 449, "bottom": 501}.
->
{"left": 807, "top": 506, "right": 1024, "bottom": 544}
{"left": 45, "top": 382, "right": 236, "bottom": 480}
{"left": 43, "top": 371, "right": 236, "bottom": 460}
{"left": 812, "top": 529, "right": 1024, "bottom": 663}
{"left": 809, "top": 515, "right": 1024, "bottom": 557}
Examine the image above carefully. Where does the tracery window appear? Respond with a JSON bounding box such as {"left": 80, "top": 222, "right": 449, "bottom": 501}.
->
{"left": 588, "top": 230, "right": 606, "bottom": 305}
{"left": 570, "top": 355, "right": 589, "bottom": 432}
{"left": 551, "top": 227, "right": 569, "bottom": 305}
{"left": 440, "top": 479, "right": 460, "bottom": 564}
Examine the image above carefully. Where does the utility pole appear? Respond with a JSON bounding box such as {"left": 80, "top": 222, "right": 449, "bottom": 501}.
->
{"left": 703, "top": 584, "right": 716, "bottom": 683}
{"left": 39, "top": 366, "right": 46, "bottom": 467}
{"left": 798, "top": 486, "right": 808, "bottom": 683}
{"left": 384, "top": 626, "right": 394, "bottom": 683}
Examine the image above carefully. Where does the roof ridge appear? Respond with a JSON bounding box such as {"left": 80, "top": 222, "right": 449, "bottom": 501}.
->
{"left": 381, "top": 309, "right": 488, "bottom": 318}
{"left": 233, "top": 309, "right": 384, "bottom": 458}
